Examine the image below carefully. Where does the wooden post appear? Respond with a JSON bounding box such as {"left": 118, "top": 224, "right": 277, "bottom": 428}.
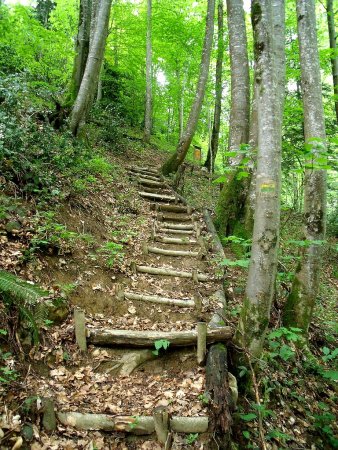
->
{"left": 116, "top": 284, "right": 125, "bottom": 301}
{"left": 74, "top": 308, "right": 87, "bottom": 352}
{"left": 130, "top": 261, "right": 137, "bottom": 275}
{"left": 197, "top": 322, "right": 207, "bottom": 365}
{"left": 195, "top": 224, "right": 201, "bottom": 238}
{"left": 153, "top": 406, "right": 169, "bottom": 444}
{"left": 142, "top": 243, "right": 149, "bottom": 254}
{"left": 194, "top": 294, "right": 202, "bottom": 313}
{"left": 192, "top": 269, "right": 199, "bottom": 283}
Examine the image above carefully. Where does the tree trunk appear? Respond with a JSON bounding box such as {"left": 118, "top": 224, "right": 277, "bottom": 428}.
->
{"left": 214, "top": 0, "right": 250, "bottom": 236}
{"left": 326, "top": 0, "right": 338, "bottom": 123}
{"left": 204, "top": 1, "right": 224, "bottom": 172}
{"left": 143, "top": 0, "right": 152, "bottom": 143}
{"left": 69, "top": 0, "right": 112, "bottom": 135}
{"left": 234, "top": 0, "right": 285, "bottom": 359}
{"left": 161, "top": 0, "right": 216, "bottom": 175}
{"left": 69, "top": 0, "right": 92, "bottom": 103}
{"left": 283, "top": 0, "right": 327, "bottom": 336}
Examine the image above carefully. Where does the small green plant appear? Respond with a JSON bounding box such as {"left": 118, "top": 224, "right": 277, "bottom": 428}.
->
{"left": 267, "top": 327, "right": 303, "bottom": 363}
{"left": 186, "top": 433, "right": 199, "bottom": 444}
{"left": 129, "top": 415, "right": 140, "bottom": 430}
{"left": 0, "top": 350, "right": 18, "bottom": 384}
{"left": 198, "top": 392, "right": 210, "bottom": 405}
{"left": 98, "top": 241, "right": 124, "bottom": 267}
{"left": 152, "top": 339, "right": 170, "bottom": 356}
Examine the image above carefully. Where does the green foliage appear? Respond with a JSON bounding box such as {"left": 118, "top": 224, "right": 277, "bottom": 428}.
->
{"left": 0, "top": 350, "right": 18, "bottom": 384}
{"left": 198, "top": 392, "right": 210, "bottom": 405}
{"left": 186, "top": 433, "right": 199, "bottom": 445}
{"left": 152, "top": 339, "right": 170, "bottom": 356}
{"left": 98, "top": 242, "right": 124, "bottom": 268}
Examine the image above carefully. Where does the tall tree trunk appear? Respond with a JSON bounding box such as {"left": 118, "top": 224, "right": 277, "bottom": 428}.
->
{"left": 326, "top": 0, "right": 338, "bottom": 123}
{"left": 234, "top": 0, "right": 285, "bottom": 359}
{"left": 144, "top": 0, "right": 152, "bottom": 143}
{"left": 283, "top": 0, "right": 327, "bottom": 336}
{"left": 214, "top": 0, "right": 250, "bottom": 236}
{"left": 69, "top": 0, "right": 92, "bottom": 103}
{"left": 161, "top": 0, "right": 216, "bottom": 175}
{"left": 70, "top": 0, "right": 112, "bottom": 135}
{"left": 204, "top": 0, "right": 224, "bottom": 173}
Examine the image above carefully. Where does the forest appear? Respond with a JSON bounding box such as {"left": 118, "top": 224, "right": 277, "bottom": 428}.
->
{"left": 0, "top": 0, "right": 337, "bottom": 448}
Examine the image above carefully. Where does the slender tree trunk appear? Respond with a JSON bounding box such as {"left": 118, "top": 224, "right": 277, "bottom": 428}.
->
{"left": 144, "top": 0, "right": 152, "bottom": 143}
{"left": 176, "top": 67, "right": 185, "bottom": 140}
{"left": 96, "top": 62, "right": 104, "bottom": 103}
{"left": 70, "top": 0, "right": 112, "bottom": 135}
{"left": 204, "top": 0, "right": 224, "bottom": 173}
{"left": 326, "top": 0, "right": 338, "bottom": 123}
{"left": 283, "top": 0, "right": 327, "bottom": 336}
{"left": 69, "top": 0, "right": 92, "bottom": 103}
{"left": 214, "top": 0, "right": 250, "bottom": 236}
{"left": 161, "top": 0, "right": 216, "bottom": 175}
{"left": 234, "top": 0, "right": 285, "bottom": 359}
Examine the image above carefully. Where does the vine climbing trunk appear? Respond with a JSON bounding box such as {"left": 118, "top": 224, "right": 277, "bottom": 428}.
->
{"left": 215, "top": 0, "right": 250, "bottom": 236}
{"left": 204, "top": 0, "right": 224, "bottom": 173}
{"left": 69, "top": 0, "right": 112, "bottom": 135}
{"left": 234, "top": 0, "right": 285, "bottom": 359}
{"left": 283, "top": 0, "right": 327, "bottom": 336}
{"left": 161, "top": 0, "right": 216, "bottom": 175}
{"left": 144, "top": 0, "right": 152, "bottom": 143}
{"left": 326, "top": 0, "right": 338, "bottom": 123}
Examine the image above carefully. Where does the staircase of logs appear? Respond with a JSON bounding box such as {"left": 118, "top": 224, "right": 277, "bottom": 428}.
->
{"left": 59, "top": 166, "right": 234, "bottom": 447}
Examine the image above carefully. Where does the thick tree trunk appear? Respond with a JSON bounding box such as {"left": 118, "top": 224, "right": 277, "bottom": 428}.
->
{"left": 69, "top": 0, "right": 92, "bottom": 103}
{"left": 204, "top": 0, "right": 224, "bottom": 173}
{"left": 326, "top": 0, "right": 338, "bottom": 123}
{"left": 215, "top": 0, "right": 250, "bottom": 236}
{"left": 283, "top": 0, "right": 327, "bottom": 336}
{"left": 161, "top": 0, "right": 216, "bottom": 175}
{"left": 234, "top": 0, "right": 285, "bottom": 359}
{"left": 143, "top": 0, "right": 152, "bottom": 143}
{"left": 69, "top": 0, "right": 112, "bottom": 135}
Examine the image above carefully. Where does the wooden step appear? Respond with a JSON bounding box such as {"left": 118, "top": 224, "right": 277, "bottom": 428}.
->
{"left": 57, "top": 412, "right": 209, "bottom": 434}
{"left": 154, "top": 235, "right": 197, "bottom": 245}
{"left": 158, "top": 213, "right": 193, "bottom": 222}
{"left": 139, "top": 186, "right": 171, "bottom": 194}
{"left": 131, "top": 172, "right": 162, "bottom": 182}
{"left": 87, "top": 326, "right": 233, "bottom": 347}
{"left": 137, "top": 178, "right": 166, "bottom": 188}
{"left": 157, "top": 227, "right": 195, "bottom": 235}
{"left": 150, "top": 203, "right": 192, "bottom": 214}
{"left": 160, "top": 223, "right": 195, "bottom": 230}
{"left": 139, "top": 192, "right": 178, "bottom": 203}
{"left": 118, "top": 290, "right": 195, "bottom": 308}
{"left": 127, "top": 166, "right": 159, "bottom": 175}
{"left": 132, "top": 264, "right": 209, "bottom": 281}
{"left": 145, "top": 245, "right": 202, "bottom": 258}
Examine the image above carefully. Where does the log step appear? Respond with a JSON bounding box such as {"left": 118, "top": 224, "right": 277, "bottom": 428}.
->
{"left": 154, "top": 235, "right": 197, "bottom": 245}
{"left": 139, "top": 192, "right": 178, "bottom": 202}
{"left": 158, "top": 213, "right": 193, "bottom": 223}
{"left": 157, "top": 228, "right": 195, "bottom": 235}
{"left": 121, "top": 291, "right": 195, "bottom": 308}
{"left": 160, "top": 222, "right": 195, "bottom": 230}
{"left": 132, "top": 264, "right": 209, "bottom": 281}
{"left": 139, "top": 186, "right": 171, "bottom": 194}
{"left": 131, "top": 173, "right": 162, "bottom": 182}
{"left": 137, "top": 178, "right": 166, "bottom": 188}
{"left": 87, "top": 326, "right": 233, "bottom": 347}
{"left": 145, "top": 245, "right": 202, "bottom": 258}
{"left": 151, "top": 203, "right": 192, "bottom": 214}
{"left": 57, "top": 412, "right": 208, "bottom": 434}
{"left": 127, "top": 166, "right": 159, "bottom": 175}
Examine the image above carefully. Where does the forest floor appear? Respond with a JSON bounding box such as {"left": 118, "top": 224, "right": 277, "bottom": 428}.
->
{"left": 0, "top": 131, "right": 337, "bottom": 449}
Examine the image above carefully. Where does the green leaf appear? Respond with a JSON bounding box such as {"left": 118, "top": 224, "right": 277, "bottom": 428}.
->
{"left": 243, "top": 430, "right": 250, "bottom": 439}
{"left": 240, "top": 413, "right": 257, "bottom": 422}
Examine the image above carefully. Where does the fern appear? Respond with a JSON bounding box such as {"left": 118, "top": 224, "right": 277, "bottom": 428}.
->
{"left": 0, "top": 270, "right": 49, "bottom": 344}
{"left": 0, "top": 270, "right": 48, "bottom": 304}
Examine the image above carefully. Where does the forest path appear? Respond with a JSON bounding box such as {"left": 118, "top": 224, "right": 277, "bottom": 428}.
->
{"left": 31, "top": 165, "right": 233, "bottom": 449}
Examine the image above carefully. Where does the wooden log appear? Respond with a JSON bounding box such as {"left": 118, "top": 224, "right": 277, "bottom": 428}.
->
{"left": 197, "top": 322, "right": 207, "bottom": 365}
{"left": 152, "top": 204, "right": 192, "bottom": 214}
{"left": 134, "top": 265, "right": 209, "bottom": 281}
{"left": 87, "top": 326, "right": 233, "bottom": 347}
{"left": 137, "top": 178, "right": 166, "bottom": 188}
{"left": 163, "top": 183, "right": 188, "bottom": 206}
{"left": 139, "top": 192, "right": 177, "bottom": 202}
{"left": 194, "top": 294, "right": 203, "bottom": 315}
{"left": 132, "top": 173, "right": 162, "bottom": 182}
{"left": 146, "top": 246, "right": 199, "bottom": 258}
{"left": 123, "top": 291, "right": 195, "bottom": 308}
{"left": 205, "top": 344, "right": 232, "bottom": 447}
{"left": 57, "top": 412, "right": 209, "bottom": 434}
{"left": 42, "top": 398, "right": 57, "bottom": 433}
{"left": 127, "top": 166, "right": 159, "bottom": 175}
{"left": 158, "top": 213, "right": 193, "bottom": 223}
{"left": 157, "top": 228, "right": 195, "bottom": 235}
{"left": 106, "top": 350, "right": 155, "bottom": 376}
{"left": 139, "top": 186, "right": 171, "bottom": 194}
{"left": 74, "top": 308, "right": 87, "bottom": 352}
{"left": 203, "top": 209, "right": 225, "bottom": 261}
{"left": 153, "top": 406, "right": 169, "bottom": 444}
{"left": 160, "top": 223, "right": 194, "bottom": 230}
{"left": 155, "top": 235, "right": 197, "bottom": 245}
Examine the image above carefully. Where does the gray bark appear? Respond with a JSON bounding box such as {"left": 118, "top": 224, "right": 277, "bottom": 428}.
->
{"left": 235, "top": 0, "right": 285, "bottom": 359}
{"left": 204, "top": 0, "right": 224, "bottom": 172}
{"left": 144, "top": 0, "right": 152, "bottom": 143}
{"left": 70, "top": 0, "right": 112, "bottom": 135}
{"left": 161, "top": 0, "right": 216, "bottom": 175}
{"left": 283, "top": 0, "right": 327, "bottom": 335}
{"left": 214, "top": 0, "right": 250, "bottom": 236}
{"left": 70, "top": 0, "right": 92, "bottom": 102}
{"left": 326, "top": 0, "right": 338, "bottom": 123}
